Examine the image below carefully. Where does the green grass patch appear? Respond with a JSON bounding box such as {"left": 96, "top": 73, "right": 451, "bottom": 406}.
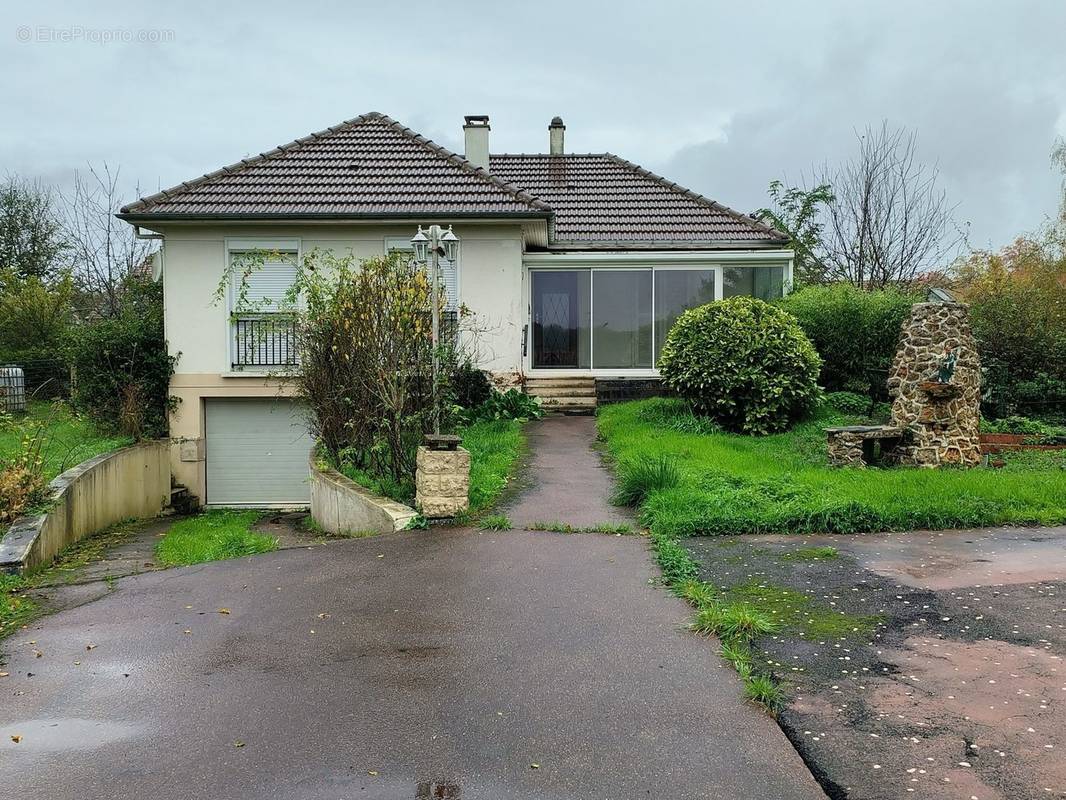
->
{"left": 479, "top": 514, "right": 512, "bottom": 531}
{"left": 743, "top": 673, "right": 786, "bottom": 713}
{"left": 598, "top": 397, "right": 1066, "bottom": 536}
{"left": 0, "top": 573, "right": 36, "bottom": 642}
{"left": 0, "top": 401, "right": 131, "bottom": 484}
{"left": 462, "top": 419, "right": 524, "bottom": 513}
{"left": 726, "top": 579, "right": 880, "bottom": 639}
{"left": 155, "top": 511, "right": 277, "bottom": 567}
{"left": 524, "top": 520, "right": 634, "bottom": 534}
{"left": 781, "top": 545, "right": 839, "bottom": 561}
{"left": 610, "top": 454, "right": 681, "bottom": 506}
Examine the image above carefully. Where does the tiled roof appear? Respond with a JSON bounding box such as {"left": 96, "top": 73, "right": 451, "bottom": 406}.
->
{"left": 489, "top": 153, "right": 786, "bottom": 245}
{"left": 119, "top": 112, "right": 550, "bottom": 219}
{"left": 120, "top": 112, "right": 785, "bottom": 247}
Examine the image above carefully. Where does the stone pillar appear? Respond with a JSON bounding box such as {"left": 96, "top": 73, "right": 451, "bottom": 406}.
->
{"left": 887, "top": 303, "right": 982, "bottom": 467}
{"left": 415, "top": 446, "right": 470, "bottom": 518}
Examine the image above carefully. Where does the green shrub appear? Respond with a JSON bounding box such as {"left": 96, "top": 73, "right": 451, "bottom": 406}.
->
{"left": 658, "top": 296, "right": 822, "bottom": 434}
{"left": 652, "top": 533, "right": 699, "bottom": 585}
{"left": 824, "top": 391, "right": 870, "bottom": 416}
{"left": 453, "top": 361, "right": 492, "bottom": 409}
{"left": 471, "top": 389, "right": 543, "bottom": 422}
{"left": 67, "top": 277, "right": 176, "bottom": 438}
{"left": 610, "top": 454, "right": 681, "bottom": 506}
{"left": 778, "top": 284, "right": 915, "bottom": 394}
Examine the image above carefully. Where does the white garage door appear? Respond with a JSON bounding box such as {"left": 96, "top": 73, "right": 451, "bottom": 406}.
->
{"left": 205, "top": 399, "right": 314, "bottom": 506}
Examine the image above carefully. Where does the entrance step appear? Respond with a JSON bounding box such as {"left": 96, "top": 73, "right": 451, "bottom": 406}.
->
{"left": 525, "top": 377, "right": 597, "bottom": 414}
{"left": 168, "top": 485, "right": 200, "bottom": 515}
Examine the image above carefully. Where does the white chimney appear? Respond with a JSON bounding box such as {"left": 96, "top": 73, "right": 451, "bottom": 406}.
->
{"left": 463, "top": 115, "right": 490, "bottom": 170}
{"left": 549, "top": 116, "right": 565, "bottom": 155}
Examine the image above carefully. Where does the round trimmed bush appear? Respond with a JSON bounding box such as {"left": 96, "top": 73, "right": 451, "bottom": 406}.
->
{"left": 658, "top": 296, "right": 822, "bottom": 434}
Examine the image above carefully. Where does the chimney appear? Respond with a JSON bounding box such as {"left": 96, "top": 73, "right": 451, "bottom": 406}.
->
{"left": 548, "top": 116, "right": 565, "bottom": 155}
{"left": 463, "top": 115, "right": 490, "bottom": 170}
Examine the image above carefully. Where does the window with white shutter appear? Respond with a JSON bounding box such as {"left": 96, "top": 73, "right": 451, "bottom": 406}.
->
{"left": 228, "top": 245, "right": 299, "bottom": 370}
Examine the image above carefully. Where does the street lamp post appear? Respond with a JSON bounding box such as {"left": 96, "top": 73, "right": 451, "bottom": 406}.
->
{"left": 411, "top": 224, "right": 459, "bottom": 435}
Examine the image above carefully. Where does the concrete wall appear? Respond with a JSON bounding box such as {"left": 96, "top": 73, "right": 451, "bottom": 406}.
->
{"left": 309, "top": 458, "right": 417, "bottom": 536}
{"left": 0, "top": 442, "right": 171, "bottom": 573}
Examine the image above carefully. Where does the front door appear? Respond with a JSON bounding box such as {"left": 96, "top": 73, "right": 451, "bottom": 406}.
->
{"left": 531, "top": 270, "right": 590, "bottom": 368}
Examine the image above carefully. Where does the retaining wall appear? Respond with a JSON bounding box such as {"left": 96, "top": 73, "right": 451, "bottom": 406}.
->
{"left": 309, "top": 458, "right": 417, "bottom": 536}
{"left": 0, "top": 441, "right": 171, "bottom": 573}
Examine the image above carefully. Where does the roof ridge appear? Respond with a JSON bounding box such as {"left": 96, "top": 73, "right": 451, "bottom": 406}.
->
{"left": 121, "top": 111, "right": 551, "bottom": 215}
{"left": 490, "top": 152, "right": 611, "bottom": 158}
{"left": 602, "top": 153, "right": 788, "bottom": 242}
{"left": 373, "top": 115, "right": 551, "bottom": 211}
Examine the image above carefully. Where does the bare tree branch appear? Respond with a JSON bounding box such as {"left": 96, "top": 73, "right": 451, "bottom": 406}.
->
{"left": 61, "top": 163, "right": 152, "bottom": 318}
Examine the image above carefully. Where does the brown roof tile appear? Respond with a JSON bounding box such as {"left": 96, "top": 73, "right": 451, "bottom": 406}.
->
{"left": 120, "top": 112, "right": 550, "bottom": 219}
{"left": 120, "top": 112, "right": 785, "bottom": 247}
{"left": 489, "top": 153, "right": 786, "bottom": 245}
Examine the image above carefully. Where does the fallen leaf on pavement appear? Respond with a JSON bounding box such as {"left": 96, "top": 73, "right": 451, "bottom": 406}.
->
{"left": 367, "top": 770, "right": 379, "bottom": 776}
{"left": 530, "top": 763, "right": 540, "bottom": 769}
{"left": 0, "top": 672, "right": 9, "bottom": 678}
{"left": 218, "top": 608, "right": 230, "bottom": 615}
{"left": 86, "top": 644, "right": 96, "bottom": 651}
{"left": 10, "top": 735, "right": 22, "bottom": 743}
{"left": 234, "top": 740, "right": 245, "bottom": 748}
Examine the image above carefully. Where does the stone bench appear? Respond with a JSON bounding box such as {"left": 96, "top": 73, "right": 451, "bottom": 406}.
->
{"left": 825, "top": 425, "right": 905, "bottom": 467}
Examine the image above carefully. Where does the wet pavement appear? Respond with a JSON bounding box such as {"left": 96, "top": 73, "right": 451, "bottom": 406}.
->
{"left": 500, "top": 416, "right": 633, "bottom": 530}
{"left": 0, "top": 416, "right": 823, "bottom": 800}
{"left": 683, "top": 526, "right": 1066, "bottom": 800}
{"left": 0, "top": 528, "right": 824, "bottom": 800}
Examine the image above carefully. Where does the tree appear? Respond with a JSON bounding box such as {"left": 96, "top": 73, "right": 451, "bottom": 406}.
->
{"left": 0, "top": 175, "right": 67, "bottom": 283}
{"left": 817, "top": 123, "right": 956, "bottom": 288}
{"left": 62, "top": 163, "right": 153, "bottom": 318}
{"left": 755, "top": 181, "right": 834, "bottom": 286}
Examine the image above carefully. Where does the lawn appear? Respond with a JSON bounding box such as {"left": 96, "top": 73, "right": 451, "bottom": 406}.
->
{"left": 461, "top": 418, "right": 524, "bottom": 513}
{"left": 0, "top": 401, "right": 131, "bottom": 483}
{"left": 155, "top": 510, "right": 277, "bottom": 567}
{"left": 598, "top": 397, "right": 1066, "bottom": 537}
{"left": 334, "top": 418, "right": 525, "bottom": 515}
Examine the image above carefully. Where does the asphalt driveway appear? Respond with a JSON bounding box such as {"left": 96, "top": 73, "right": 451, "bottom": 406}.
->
{"left": 0, "top": 527, "right": 824, "bottom": 800}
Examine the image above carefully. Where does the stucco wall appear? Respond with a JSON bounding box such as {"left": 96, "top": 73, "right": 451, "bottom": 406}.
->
{"left": 309, "top": 457, "right": 417, "bottom": 536}
{"left": 159, "top": 222, "right": 527, "bottom": 377}
{"left": 0, "top": 441, "right": 171, "bottom": 573}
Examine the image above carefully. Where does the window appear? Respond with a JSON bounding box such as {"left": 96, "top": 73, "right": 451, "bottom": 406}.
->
{"left": 722, "top": 266, "right": 785, "bottom": 301}
{"left": 593, "top": 270, "right": 653, "bottom": 368}
{"left": 229, "top": 247, "right": 298, "bottom": 370}
{"left": 386, "top": 236, "right": 459, "bottom": 311}
{"left": 653, "top": 269, "right": 716, "bottom": 363}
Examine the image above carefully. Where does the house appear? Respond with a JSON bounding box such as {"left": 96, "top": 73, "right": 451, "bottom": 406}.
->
{"left": 118, "top": 112, "right": 793, "bottom": 507}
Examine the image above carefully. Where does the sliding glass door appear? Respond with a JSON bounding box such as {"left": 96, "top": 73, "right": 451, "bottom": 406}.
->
{"left": 531, "top": 266, "right": 721, "bottom": 371}
{"left": 532, "top": 270, "right": 591, "bottom": 368}
{"left": 593, "top": 270, "right": 653, "bottom": 368}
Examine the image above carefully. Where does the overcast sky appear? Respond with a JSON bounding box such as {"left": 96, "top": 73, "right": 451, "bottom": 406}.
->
{"left": 3, "top": 0, "right": 1064, "bottom": 251}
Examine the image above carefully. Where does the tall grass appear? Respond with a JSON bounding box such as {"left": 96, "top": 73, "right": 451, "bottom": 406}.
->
{"left": 461, "top": 419, "right": 524, "bottom": 512}
{"left": 599, "top": 397, "right": 1066, "bottom": 537}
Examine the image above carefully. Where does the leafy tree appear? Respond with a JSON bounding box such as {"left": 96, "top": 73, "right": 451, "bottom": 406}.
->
{"left": 0, "top": 175, "right": 67, "bottom": 283}
{"left": 755, "top": 181, "right": 834, "bottom": 286}
{"left": 0, "top": 270, "right": 74, "bottom": 357}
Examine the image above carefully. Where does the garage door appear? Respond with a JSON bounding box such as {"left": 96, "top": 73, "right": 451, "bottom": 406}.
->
{"left": 205, "top": 399, "right": 314, "bottom": 506}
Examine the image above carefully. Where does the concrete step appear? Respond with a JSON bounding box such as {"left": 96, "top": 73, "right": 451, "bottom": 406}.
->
{"left": 526, "top": 386, "right": 598, "bottom": 399}
{"left": 525, "top": 378, "right": 596, "bottom": 389}
{"left": 536, "top": 396, "right": 597, "bottom": 408}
